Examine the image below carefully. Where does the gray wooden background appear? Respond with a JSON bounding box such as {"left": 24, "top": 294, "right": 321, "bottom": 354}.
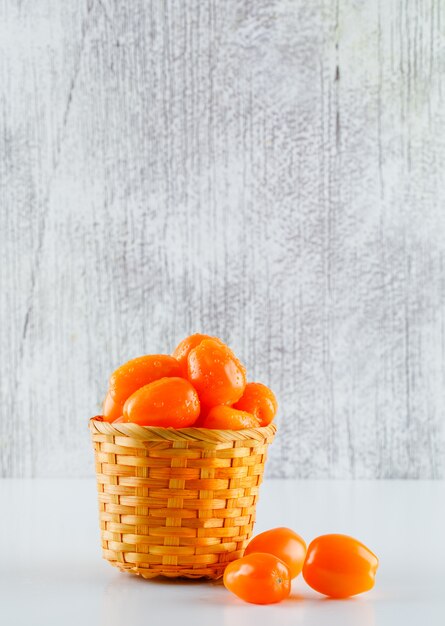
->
{"left": 1, "top": 0, "right": 444, "bottom": 478}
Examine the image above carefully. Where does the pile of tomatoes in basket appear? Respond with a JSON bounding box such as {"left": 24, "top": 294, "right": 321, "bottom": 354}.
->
{"left": 101, "top": 333, "right": 277, "bottom": 429}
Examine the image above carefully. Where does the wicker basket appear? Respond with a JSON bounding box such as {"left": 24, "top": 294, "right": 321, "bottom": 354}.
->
{"left": 89, "top": 417, "right": 276, "bottom": 579}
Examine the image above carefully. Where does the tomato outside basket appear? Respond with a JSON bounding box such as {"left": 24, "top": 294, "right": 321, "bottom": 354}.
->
{"left": 89, "top": 417, "right": 276, "bottom": 579}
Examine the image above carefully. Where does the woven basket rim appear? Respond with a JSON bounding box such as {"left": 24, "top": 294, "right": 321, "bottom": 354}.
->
{"left": 89, "top": 416, "right": 277, "bottom": 443}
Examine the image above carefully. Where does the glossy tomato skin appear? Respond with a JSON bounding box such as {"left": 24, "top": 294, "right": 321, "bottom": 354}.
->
{"left": 224, "top": 553, "right": 291, "bottom": 605}
{"left": 303, "top": 534, "right": 379, "bottom": 598}
{"left": 233, "top": 382, "right": 278, "bottom": 427}
{"left": 103, "top": 355, "right": 181, "bottom": 421}
{"left": 244, "top": 527, "right": 307, "bottom": 579}
{"left": 187, "top": 339, "right": 246, "bottom": 409}
{"left": 123, "top": 377, "right": 200, "bottom": 427}
{"left": 172, "top": 334, "right": 224, "bottom": 376}
{"left": 200, "top": 405, "right": 260, "bottom": 430}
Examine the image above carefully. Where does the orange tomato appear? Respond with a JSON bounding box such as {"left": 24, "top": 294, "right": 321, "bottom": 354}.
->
{"left": 103, "top": 355, "right": 181, "bottom": 422}
{"left": 123, "top": 377, "right": 200, "bottom": 427}
{"left": 302, "top": 534, "right": 379, "bottom": 598}
{"left": 187, "top": 339, "right": 246, "bottom": 408}
{"left": 172, "top": 333, "right": 223, "bottom": 375}
{"left": 102, "top": 391, "right": 123, "bottom": 422}
{"left": 200, "top": 405, "right": 260, "bottom": 430}
{"left": 224, "top": 553, "right": 291, "bottom": 605}
{"left": 233, "top": 382, "right": 278, "bottom": 427}
{"left": 244, "top": 527, "right": 306, "bottom": 579}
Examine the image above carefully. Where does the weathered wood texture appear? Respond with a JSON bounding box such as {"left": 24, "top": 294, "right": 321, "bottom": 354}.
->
{"left": 1, "top": 0, "right": 444, "bottom": 478}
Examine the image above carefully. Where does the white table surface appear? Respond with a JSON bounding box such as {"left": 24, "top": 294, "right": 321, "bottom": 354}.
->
{"left": 1, "top": 479, "right": 444, "bottom": 626}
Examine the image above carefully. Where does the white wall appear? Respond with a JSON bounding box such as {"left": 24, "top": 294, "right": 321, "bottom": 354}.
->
{"left": 1, "top": 0, "right": 444, "bottom": 478}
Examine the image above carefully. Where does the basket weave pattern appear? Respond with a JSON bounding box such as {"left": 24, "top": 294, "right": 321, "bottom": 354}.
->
{"left": 89, "top": 418, "right": 276, "bottom": 579}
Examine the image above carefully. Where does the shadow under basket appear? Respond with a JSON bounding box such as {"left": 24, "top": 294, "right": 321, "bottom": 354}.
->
{"left": 89, "top": 417, "right": 276, "bottom": 579}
